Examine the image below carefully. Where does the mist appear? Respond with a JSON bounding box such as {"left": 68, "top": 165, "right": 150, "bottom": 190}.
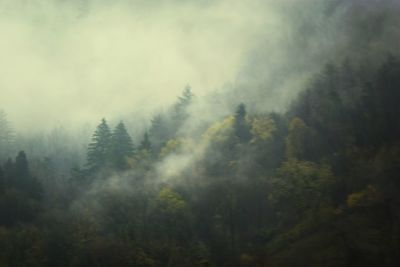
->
{"left": 0, "top": 0, "right": 275, "bottom": 131}
{"left": 0, "top": 1, "right": 400, "bottom": 266}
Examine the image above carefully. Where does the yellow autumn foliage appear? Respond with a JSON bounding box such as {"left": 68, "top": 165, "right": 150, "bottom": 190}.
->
{"left": 250, "top": 116, "right": 277, "bottom": 142}
{"left": 202, "top": 115, "right": 235, "bottom": 143}
{"left": 347, "top": 185, "right": 381, "bottom": 208}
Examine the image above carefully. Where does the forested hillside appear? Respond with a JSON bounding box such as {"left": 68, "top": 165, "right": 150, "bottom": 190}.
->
{"left": 1, "top": 0, "right": 400, "bottom": 266}
{"left": 0, "top": 55, "right": 399, "bottom": 266}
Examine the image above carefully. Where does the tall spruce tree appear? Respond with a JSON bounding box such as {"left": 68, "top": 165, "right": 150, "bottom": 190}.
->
{"left": 109, "top": 121, "right": 134, "bottom": 170}
{"left": 86, "top": 118, "right": 112, "bottom": 171}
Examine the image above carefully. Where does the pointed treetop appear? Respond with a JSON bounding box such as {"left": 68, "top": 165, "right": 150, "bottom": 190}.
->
{"left": 139, "top": 131, "right": 152, "bottom": 151}
{"left": 109, "top": 121, "right": 134, "bottom": 170}
{"left": 86, "top": 118, "right": 112, "bottom": 171}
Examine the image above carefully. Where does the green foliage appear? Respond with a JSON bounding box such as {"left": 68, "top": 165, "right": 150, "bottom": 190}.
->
{"left": 173, "top": 85, "right": 194, "bottom": 126}
{"left": 347, "top": 185, "right": 382, "bottom": 209}
{"left": 202, "top": 116, "right": 234, "bottom": 144}
{"left": 139, "top": 132, "right": 152, "bottom": 152}
{"left": 269, "top": 160, "right": 335, "bottom": 225}
{"left": 1, "top": 57, "right": 400, "bottom": 266}
{"left": 86, "top": 118, "right": 112, "bottom": 171}
{"left": 233, "top": 103, "right": 251, "bottom": 143}
{"left": 0, "top": 110, "right": 14, "bottom": 160}
{"left": 159, "top": 139, "right": 182, "bottom": 158}
{"left": 250, "top": 115, "right": 277, "bottom": 143}
{"left": 285, "top": 117, "right": 316, "bottom": 160}
{"left": 109, "top": 121, "right": 134, "bottom": 170}
{"left": 156, "top": 187, "right": 187, "bottom": 215}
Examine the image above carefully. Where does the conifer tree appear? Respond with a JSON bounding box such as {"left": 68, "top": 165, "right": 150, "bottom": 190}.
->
{"left": 14, "top": 151, "right": 42, "bottom": 199}
{"left": 0, "top": 110, "right": 15, "bottom": 160}
{"left": 139, "top": 132, "right": 152, "bottom": 152}
{"left": 173, "top": 85, "right": 193, "bottom": 118}
{"left": 86, "top": 118, "right": 112, "bottom": 171}
{"left": 233, "top": 103, "right": 251, "bottom": 143}
{"left": 172, "top": 85, "right": 194, "bottom": 134}
{"left": 149, "top": 114, "right": 170, "bottom": 154}
{"left": 109, "top": 121, "right": 134, "bottom": 170}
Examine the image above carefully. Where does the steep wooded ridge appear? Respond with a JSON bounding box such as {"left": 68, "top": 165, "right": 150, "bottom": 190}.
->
{"left": 0, "top": 56, "right": 399, "bottom": 267}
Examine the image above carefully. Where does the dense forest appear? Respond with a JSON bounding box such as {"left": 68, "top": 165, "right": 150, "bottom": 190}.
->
{"left": 0, "top": 54, "right": 400, "bottom": 266}
{"left": 1, "top": 0, "right": 400, "bottom": 266}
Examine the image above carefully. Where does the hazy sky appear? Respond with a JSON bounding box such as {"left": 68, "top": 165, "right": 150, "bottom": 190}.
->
{"left": 1, "top": 0, "right": 399, "bottom": 132}
{"left": 0, "top": 0, "right": 281, "bottom": 131}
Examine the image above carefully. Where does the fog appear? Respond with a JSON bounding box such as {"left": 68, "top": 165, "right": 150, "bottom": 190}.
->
{"left": 1, "top": 1, "right": 400, "bottom": 266}
{"left": 1, "top": 0, "right": 399, "bottom": 133}
{"left": 0, "top": 0, "right": 275, "bottom": 131}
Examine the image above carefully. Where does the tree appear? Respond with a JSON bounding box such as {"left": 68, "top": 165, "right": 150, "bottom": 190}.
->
{"left": 0, "top": 110, "right": 14, "bottom": 160}
{"left": 170, "top": 86, "right": 194, "bottom": 139}
{"left": 86, "top": 119, "right": 112, "bottom": 171}
{"left": 15, "top": 151, "right": 29, "bottom": 178}
{"left": 14, "top": 151, "right": 42, "bottom": 199}
{"left": 139, "top": 132, "right": 152, "bottom": 152}
{"left": 233, "top": 103, "right": 251, "bottom": 143}
{"left": 173, "top": 85, "right": 193, "bottom": 122}
{"left": 109, "top": 121, "right": 134, "bottom": 170}
{"left": 285, "top": 117, "right": 316, "bottom": 161}
{"left": 3, "top": 158, "right": 14, "bottom": 187}
{"left": 152, "top": 186, "right": 190, "bottom": 244}
{"left": 269, "top": 160, "right": 335, "bottom": 227}
{"left": 374, "top": 55, "right": 400, "bottom": 143}
{"left": 148, "top": 87, "right": 194, "bottom": 155}
{"left": 148, "top": 114, "right": 170, "bottom": 155}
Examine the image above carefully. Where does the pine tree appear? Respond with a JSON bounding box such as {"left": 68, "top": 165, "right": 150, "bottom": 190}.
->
{"left": 109, "top": 121, "right": 134, "bottom": 170}
{"left": 86, "top": 118, "right": 112, "bottom": 171}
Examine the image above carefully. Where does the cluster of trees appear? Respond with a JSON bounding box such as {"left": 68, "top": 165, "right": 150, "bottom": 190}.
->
{"left": 0, "top": 56, "right": 399, "bottom": 266}
{"left": 86, "top": 119, "right": 134, "bottom": 172}
{"left": 0, "top": 151, "right": 42, "bottom": 226}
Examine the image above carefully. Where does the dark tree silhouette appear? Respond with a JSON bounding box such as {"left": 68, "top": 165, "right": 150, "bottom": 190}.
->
{"left": 109, "top": 121, "right": 134, "bottom": 170}
{"left": 86, "top": 118, "right": 112, "bottom": 171}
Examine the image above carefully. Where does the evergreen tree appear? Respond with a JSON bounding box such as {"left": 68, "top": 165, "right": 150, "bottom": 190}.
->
{"left": 149, "top": 114, "right": 170, "bottom": 154}
{"left": 233, "top": 103, "right": 251, "bottom": 143}
{"left": 14, "top": 151, "right": 42, "bottom": 199}
{"left": 109, "top": 121, "right": 134, "bottom": 170}
{"left": 139, "top": 132, "right": 152, "bottom": 152}
{"left": 171, "top": 85, "right": 194, "bottom": 137}
{"left": 0, "top": 110, "right": 14, "bottom": 160}
{"left": 3, "top": 158, "right": 14, "bottom": 187}
{"left": 87, "top": 118, "right": 112, "bottom": 171}
{"left": 15, "top": 151, "right": 29, "bottom": 178}
{"left": 173, "top": 85, "right": 193, "bottom": 119}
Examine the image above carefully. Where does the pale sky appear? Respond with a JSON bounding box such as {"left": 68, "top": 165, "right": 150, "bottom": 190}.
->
{"left": 1, "top": 0, "right": 398, "bottom": 132}
{"left": 0, "top": 0, "right": 280, "bottom": 131}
